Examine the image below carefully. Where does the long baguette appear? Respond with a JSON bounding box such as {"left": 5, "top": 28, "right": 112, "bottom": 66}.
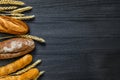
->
{"left": 0, "top": 54, "right": 32, "bottom": 76}
{"left": 0, "top": 68, "right": 39, "bottom": 80}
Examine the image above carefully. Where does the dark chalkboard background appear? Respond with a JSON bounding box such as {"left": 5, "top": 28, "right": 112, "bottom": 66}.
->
{"left": 1, "top": 0, "right": 120, "bottom": 80}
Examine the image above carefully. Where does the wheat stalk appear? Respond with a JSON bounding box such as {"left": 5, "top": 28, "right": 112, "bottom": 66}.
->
{"left": 12, "top": 15, "right": 35, "bottom": 20}
{"left": 0, "top": 36, "right": 15, "bottom": 40}
{"left": 0, "top": 10, "right": 10, "bottom": 13}
{"left": 11, "top": 6, "right": 32, "bottom": 13}
{"left": 0, "top": 34, "right": 45, "bottom": 43}
{"left": 0, "top": 6, "right": 17, "bottom": 11}
{"left": 0, "top": 1, "right": 25, "bottom": 5}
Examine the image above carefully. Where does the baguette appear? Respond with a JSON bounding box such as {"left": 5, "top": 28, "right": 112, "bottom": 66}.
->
{"left": 0, "top": 16, "right": 29, "bottom": 34}
{"left": 0, "top": 54, "right": 32, "bottom": 76}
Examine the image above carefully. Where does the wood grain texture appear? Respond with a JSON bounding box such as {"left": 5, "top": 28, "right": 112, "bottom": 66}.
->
{"left": 1, "top": 0, "right": 120, "bottom": 80}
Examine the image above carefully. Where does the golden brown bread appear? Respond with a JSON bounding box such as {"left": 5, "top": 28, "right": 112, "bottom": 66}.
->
{"left": 0, "top": 38, "right": 35, "bottom": 59}
{"left": 0, "top": 54, "right": 32, "bottom": 76}
{"left": 0, "top": 68, "right": 39, "bottom": 80}
{"left": 0, "top": 16, "right": 29, "bottom": 34}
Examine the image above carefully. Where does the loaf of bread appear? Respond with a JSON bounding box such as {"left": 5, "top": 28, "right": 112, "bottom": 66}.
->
{"left": 0, "top": 38, "right": 35, "bottom": 59}
{"left": 0, "top": 16, "right": 29, "bottom": 34}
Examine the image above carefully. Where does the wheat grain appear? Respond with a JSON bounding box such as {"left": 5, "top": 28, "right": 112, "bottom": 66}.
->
{"left": 11, "top": 6, "right": 32, "bottom": 13}
{"left": 12, "top": 15, "right": 35, "bottom": 20}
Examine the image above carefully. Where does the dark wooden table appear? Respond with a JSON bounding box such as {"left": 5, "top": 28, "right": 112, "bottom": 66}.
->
{"left": 1, "top": 0, "right": 120, "bottom": 80}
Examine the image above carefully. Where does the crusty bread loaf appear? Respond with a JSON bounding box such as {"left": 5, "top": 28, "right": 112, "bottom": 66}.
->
{"left": 0, "top": 38, "right": 35, "bottom": 59}
{"left": 0, "top": 16, "right": 29, "bottom": 34}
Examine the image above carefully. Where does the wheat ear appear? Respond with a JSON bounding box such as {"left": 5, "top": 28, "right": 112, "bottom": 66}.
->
{"left": 11, "top": 6, "right": 32, "bottom": 13}
{"left": 12, "top": 15, "right": 35, "bottom": 20}
{"left": 0, "top": 36, "right": 15, "bottom": 40}
{"left": 0, "top": 6, "right": 17, "bottom": 11}
{"left": 16, "top": 34, "right": 45, "bottom": 43}
{"left": 0, "top": 13, "right": 25, "bottom": 17}
{"left": 0, "top": 1, "right": 25, "bottom": 5}
{"left": 0, "top": 34, "right": 45, "bottom": 43}
{"left": 0, "top": 0, "right": 17, "bottom": 1}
